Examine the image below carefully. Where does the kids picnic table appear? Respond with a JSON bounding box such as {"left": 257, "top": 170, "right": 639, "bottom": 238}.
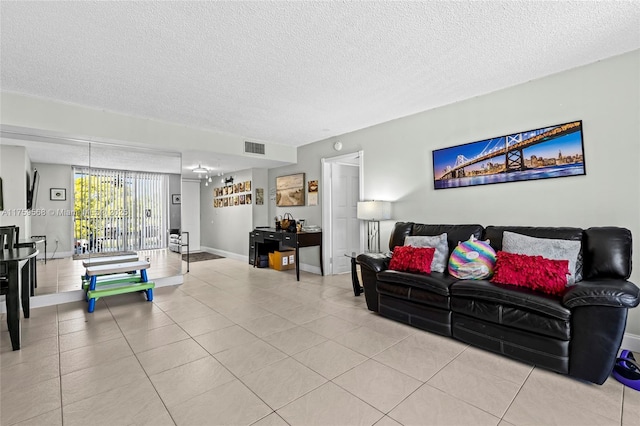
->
{"left": 83, "top": 260, "right": 154, "bottom": 313}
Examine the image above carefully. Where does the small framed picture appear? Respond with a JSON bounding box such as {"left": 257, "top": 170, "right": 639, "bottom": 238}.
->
{"left": 50, "top": 188, "right": 66, "bottom": 201}
{"left": 172, "top": 194, "right": 181, "bottom": 204}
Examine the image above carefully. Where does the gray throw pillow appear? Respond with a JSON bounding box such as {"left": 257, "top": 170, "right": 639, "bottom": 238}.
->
{"left": 404, "top": 233, "right": 448, "bottom": 273}
{"left": 502, "top": 231, "right": 581, "bottom": 285}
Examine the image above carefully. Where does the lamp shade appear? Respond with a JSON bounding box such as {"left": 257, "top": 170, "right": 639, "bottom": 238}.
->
{"left": 357, "top": 201, "right": 391, "bottom": 220}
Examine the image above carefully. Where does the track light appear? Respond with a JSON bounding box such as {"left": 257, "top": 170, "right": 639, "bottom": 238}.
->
{"left": 192, "top": 164, "right": 208, "bottom": 174}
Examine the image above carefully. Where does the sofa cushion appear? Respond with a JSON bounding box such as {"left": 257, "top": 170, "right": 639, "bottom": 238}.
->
{"left": 377, "top": 270, "right": 456, "bottom": 297}
{"left": 491, "top": 251, "right": 570, "bottom": 296}
{"left": 502, "top": 231, "right": 580, "bottom": 285}
{"left": 405, "top": 233, "right": 448, "bottom": 273}
{"left": 378, "top": 280, "right": 451, "bottom": 310}
{"left": 584, "top": 227, "right": 632, "bottom": 280}
{"left": 450, "top": 280, "right": 571, "bottom": 320}
{"left": 389, "top": 246, "right": 435, "bottom": 274}
{"left": 484, "top": 226, "right": 584, "bottom": 282}
{"left": 389, "top": 222, "right": 414, "bottom": 251}
{"left": 411, "top": 224, "right": 484, "bottom": 257}
{"left": 448, "top": 235, "right": 496, "bottom": 280}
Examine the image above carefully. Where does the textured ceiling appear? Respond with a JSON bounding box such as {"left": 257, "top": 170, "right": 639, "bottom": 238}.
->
{"left": 1, "top": 1, "right": 639, "bottom": 150}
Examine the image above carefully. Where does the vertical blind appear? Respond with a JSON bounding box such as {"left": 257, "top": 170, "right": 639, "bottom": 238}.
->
{"left": 74, "top": 167, "right": 169, "bottom": 253}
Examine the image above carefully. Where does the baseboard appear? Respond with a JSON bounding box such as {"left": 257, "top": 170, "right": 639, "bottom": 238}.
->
{"left": 0, "top": 274, "right": 184, "bottom": 312}
{"left": 299, "top": 263, "right": 322, "bottom": 275}
{"left": 199, "top": 245, "right": 323, "bottom": 274}
{"left": 621, "top": 333, "right": 640, "bottom": 353}
{"left": 199, "top": 246, "right": 248, "bottom": 263}
{"left": 38, "top": 250, "right": 73, "bottom": 261}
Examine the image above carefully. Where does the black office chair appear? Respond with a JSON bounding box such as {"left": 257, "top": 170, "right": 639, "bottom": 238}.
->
{"left": 1, "top": 226, "right": 20, "bottom": 295}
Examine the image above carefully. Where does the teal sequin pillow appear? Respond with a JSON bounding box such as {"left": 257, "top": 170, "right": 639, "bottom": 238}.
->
{"left": 448, "top": 235, "right": 497, "bottom": 280}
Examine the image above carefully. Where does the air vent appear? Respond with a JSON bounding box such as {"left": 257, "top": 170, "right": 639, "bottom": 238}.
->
{"left": 244, "top": 141, "right": 265, "bottom": 155}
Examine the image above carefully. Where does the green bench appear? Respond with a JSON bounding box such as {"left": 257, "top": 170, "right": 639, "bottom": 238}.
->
{"left": 84, "top": 261, "right": 154, "bottom": 312}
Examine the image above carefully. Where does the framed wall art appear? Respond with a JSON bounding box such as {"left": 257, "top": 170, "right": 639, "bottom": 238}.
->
{"left": 171, "top": 194, "right": 181, "bottom": 204}
{"left": 432, "top": 120, "right": 585, "bottom": 190}
{"left": 307, "top": 179, "right": 318, "bottom": 206}
{"left": 276, "top": 173, "right": 305, "bottom": 207}
{"left": 50, "top": 188, "right": 66, "bottom": 201}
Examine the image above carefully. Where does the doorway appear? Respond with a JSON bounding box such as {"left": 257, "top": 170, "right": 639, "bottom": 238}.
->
{"left": 321, "top": 151, "right": 363, "bottom": 275}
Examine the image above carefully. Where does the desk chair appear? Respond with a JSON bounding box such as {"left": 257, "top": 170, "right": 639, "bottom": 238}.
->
{"left": 1, "top": 225, "right": 19, "bottom": 295}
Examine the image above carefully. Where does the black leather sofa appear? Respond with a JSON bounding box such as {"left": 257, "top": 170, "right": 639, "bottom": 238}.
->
{"left": 357, "top": 223, "right": 639, "bottom": 384}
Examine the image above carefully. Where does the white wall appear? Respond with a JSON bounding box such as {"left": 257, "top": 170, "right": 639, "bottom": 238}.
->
{"left": 1, "top": 92, "right": 297, "bottom": 165}
{"left": 267, "top": 162, "right": 325, "bottom": 268}
{"left": 181, "top": 180, "right": 201, "bottom": 252}
{"left": 251, "top": 168, "right": 270, "bottom": 229}
{"left": 168, "top": 173, "right": 181, "bottom": 231}
{"left": 269, "top": 50, "right": 640, "bottom": 335}
{"left": 30, "top": 162, "right": 74, "bottom": 257}
{"left": 0, "top": 144, "right": 32, "bottom": 237}
{"left": 200, "top": 170, "right": 254, "bottom": 257}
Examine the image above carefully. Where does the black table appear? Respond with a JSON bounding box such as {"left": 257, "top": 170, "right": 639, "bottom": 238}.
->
{"left": 345, "top": 252, "right": 363, "bottom": 296}
{"left": 17, "top": 238, "right": 43, "bottom": 296}
{"left": 1, "top": 247, "right": 38, "bottom": 350}
{"left": 31, "top": 235, "right": 47, "bottom": 264}
{"left": 251, "top": 228, "right": 323, "bottom": 281}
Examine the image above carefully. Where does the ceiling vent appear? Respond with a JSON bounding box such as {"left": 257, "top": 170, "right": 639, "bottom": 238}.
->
{"left": 244, "top": 141, "right": 265, "bottom": 155}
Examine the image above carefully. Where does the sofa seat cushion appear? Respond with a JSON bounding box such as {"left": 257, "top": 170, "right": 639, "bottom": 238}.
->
{"left": 378, "top": 270, "right": 457, "bottom": 296}
{"left": 451, "top": 280, "right": 571, "bottom": 340}
{"left": 377, "top": 271, "right": 457, "bottom": 310}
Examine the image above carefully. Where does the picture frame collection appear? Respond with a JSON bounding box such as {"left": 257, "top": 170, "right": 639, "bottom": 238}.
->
{"left": 213, "top": 180, "right": 252, "bottom": 208}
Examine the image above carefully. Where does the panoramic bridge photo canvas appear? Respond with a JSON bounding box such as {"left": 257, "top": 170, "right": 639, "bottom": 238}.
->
{"left": 432, "top": 120, "right": 586, "bottom": 190}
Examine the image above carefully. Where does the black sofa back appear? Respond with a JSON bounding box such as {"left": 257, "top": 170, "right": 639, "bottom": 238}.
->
{"left": 388, "top": 222, "right": 633, "bottom": 282}
{"left": 389, "top": 222, "right": 484, "bottom": 257}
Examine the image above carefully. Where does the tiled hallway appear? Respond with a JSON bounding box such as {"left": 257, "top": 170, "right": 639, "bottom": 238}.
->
{"left": 1, "top": 258, "right": 638, "bottom": 425}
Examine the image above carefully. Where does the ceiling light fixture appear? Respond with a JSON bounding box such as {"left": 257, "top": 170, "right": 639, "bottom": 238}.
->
{"left": 192, "top": 164, "right": 208, "bottom": 174}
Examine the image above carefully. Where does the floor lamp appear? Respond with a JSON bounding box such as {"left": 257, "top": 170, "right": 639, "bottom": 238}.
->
{"left": 357, "top": 201, "right": 392, "bottom": 253}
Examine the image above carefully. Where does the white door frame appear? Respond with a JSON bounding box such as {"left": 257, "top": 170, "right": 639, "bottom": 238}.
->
{"left": 321, "top": 150, "right": 364, "bottom": 275}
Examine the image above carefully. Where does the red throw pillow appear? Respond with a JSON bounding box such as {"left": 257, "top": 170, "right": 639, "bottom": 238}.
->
{"left": 491, "top": 251, "right": 570, "bottom": 296}
{"left": 389, "top": 246, "right": 436, "bottom": 274}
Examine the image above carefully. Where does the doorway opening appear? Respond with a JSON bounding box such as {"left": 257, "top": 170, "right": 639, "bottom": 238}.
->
{"left": 321, "top": 150, "right": 363, "bottom": 275}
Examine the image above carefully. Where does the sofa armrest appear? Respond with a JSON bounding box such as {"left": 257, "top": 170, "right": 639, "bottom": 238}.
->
{"left": 562, "top": 279, "right": 639, "bottom": 309}
{"left": 356, "top": 252, "right": 391, "bottom": 273}
{"left": 356, "top": 253, "right": 391, "bottom": 312}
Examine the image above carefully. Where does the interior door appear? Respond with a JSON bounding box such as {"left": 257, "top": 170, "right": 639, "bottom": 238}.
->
{"left": 330, "top": 162, "right": 359, "bottom": 274}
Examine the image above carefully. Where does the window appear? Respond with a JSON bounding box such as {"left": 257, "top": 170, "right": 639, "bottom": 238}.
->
{"left": 74, "top": 167, "right": 169, "bottom": 253}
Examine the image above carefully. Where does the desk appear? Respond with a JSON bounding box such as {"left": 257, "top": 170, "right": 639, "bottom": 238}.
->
{"left": 251, "top": 228, "right": 323, "bottom": 281}
{"left": 1, "top": 247, "right": 38, "bottom": 350}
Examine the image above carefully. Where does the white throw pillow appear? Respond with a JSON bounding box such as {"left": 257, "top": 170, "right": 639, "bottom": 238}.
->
{"left": 404, "top": 233, "right": 448, "bottom": 273}
{"left": 502, "top": 231, "right": 581, "bottom": 285}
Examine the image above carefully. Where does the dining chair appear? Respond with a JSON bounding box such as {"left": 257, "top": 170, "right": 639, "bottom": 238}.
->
{"left": 0, "top": 225, "right": 19, "bottom": 249}
{"left": 1, "top": 225, "right": 20, "bottom": 295}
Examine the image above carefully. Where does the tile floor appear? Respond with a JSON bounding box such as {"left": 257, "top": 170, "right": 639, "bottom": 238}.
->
{"left": 33, "top": 249, "right": 183, "bottom": 295}
{"left": 1, "top": 257, "right": 639, "bottom": 425}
